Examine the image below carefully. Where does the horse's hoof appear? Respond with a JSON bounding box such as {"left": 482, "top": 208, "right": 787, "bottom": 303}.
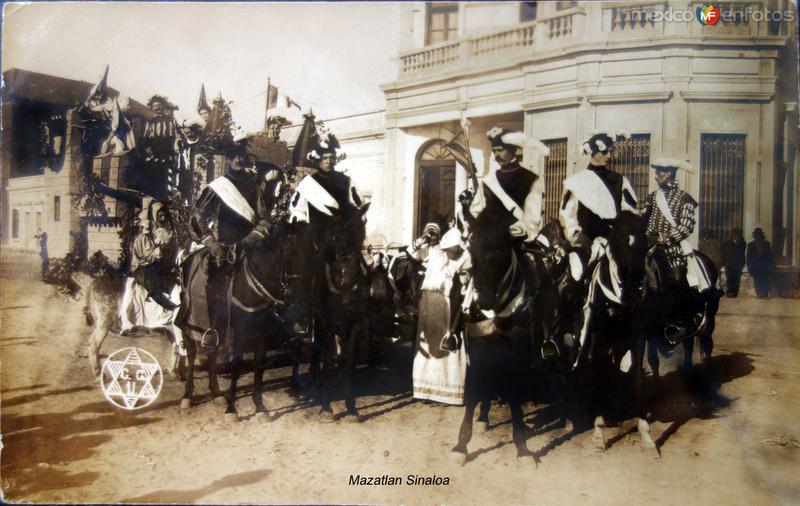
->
{"left": 180, "top": 398, "right": 192, "bottom": 410}
{"left": 255, "top": 411, "right": 272, "bottom": 423}
{"left": 592, "top": 432, "right": 607, "bottom": 451}
{"left": 224, "top": 411, "right": 239, "bottom": 422}
{"left": 319, "top": 409, "right": 335, "bottom": 423}
{"left": 477, "top": 421, "right": 490, "bottom": 433}
{"left": 517, "top": 454, "right": 538, "bottom": 470}
{"left": 450, "top": 451, "right": 468, "bottom": 467}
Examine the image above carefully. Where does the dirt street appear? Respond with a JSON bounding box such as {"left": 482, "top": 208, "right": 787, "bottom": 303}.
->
{"left": 1, "top": 253, "right": 799, "bottom": 505}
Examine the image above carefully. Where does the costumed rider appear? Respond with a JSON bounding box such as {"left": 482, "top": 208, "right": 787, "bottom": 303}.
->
{"left": 644, "top": 158, "right": 711, "bottom": 342}
{"left": 119, "top": 199, "right": 185, "bottom": 352}
{"left": 459, "top": 126, "right": 549, "bottom": 327}
{"left": 182, "top": 132, "right": 278, "bottom": 347}
{"left": 551, "top": 130, "right": 637, "bottom": 361}
{"left": 287, "top": 127, "right": 363, "bottom": 332}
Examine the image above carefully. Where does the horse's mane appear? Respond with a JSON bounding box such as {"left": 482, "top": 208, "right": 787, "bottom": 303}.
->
{"left": 324, "top": 204, "right": 367, "bottom": 254}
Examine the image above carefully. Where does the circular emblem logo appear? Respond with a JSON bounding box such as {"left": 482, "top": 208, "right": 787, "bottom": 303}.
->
{"left": 100, "top": 347, "right": 163, "bottom": 410}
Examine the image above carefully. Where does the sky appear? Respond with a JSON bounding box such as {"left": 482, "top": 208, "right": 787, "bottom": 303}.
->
{"left": 2, "top": 2, "right": 402, "bottom": 132}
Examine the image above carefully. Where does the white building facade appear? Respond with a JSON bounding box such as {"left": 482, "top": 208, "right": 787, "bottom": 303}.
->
{"left": 379, "top": 0, "right": 799, "bottom": 269}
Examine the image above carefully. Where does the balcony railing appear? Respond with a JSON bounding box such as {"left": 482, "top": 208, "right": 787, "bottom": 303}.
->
{"left": 397, "top": 1, "right": 790, "bottom": 80}
{"left": 399, "top": 7, "right": 583, "bottom": 78}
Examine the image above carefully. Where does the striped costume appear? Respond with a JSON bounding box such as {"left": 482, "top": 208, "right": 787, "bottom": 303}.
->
{"left": 645, "top": 181, "right": 697, "bottom": 268}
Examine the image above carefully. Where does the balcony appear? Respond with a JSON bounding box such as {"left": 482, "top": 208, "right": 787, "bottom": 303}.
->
{"left": 396, "top": 1, "right": 791, "bottom": 82}
{"left": 399, "top": 7, "right": 583, "bottom": 78}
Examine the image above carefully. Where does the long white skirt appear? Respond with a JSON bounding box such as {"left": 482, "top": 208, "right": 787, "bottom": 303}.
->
{"left": 412, "top": 290, "right": 467, "bottom": 405}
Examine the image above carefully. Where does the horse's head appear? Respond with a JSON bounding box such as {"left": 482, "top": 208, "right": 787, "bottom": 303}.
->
{"left": 367, "top": 250, "right": 393, "bottom": 304}
{"left": 323, "top": 203, "right": 370, "bottom": 296}
{"left": 605, "top": 210, "right": 649, "bottom": 308}
{"left": 467, "top": 213, "right": 514, "bottom": 310}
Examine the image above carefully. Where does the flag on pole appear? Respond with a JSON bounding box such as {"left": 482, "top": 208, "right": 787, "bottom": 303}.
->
{"left": 267, "top": 82, "right": 279, "bottom": 109}
{"left": 87, "top": 65, "right": 109, "bottom": 103}
{"left": 108, "top": 98, "right": 136, "bottom": 153}
{"left": 286, "top": 96, "right": 302, "bottom": 110}
{"left": 444, "top": 130, "right": 474, "bottom": 173}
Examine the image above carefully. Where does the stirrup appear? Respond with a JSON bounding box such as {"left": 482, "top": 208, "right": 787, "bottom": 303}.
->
{"left": 541, "top": 337, "right": 560, "bottom": 360}
{"left": 664, "top": 324, "right": 687, "bottom": 345}
{"left": 201, "top": 328, "right": 220, "bottom": 349}
{"left": 440, "top": 333, "right": 461, "bottom": 352}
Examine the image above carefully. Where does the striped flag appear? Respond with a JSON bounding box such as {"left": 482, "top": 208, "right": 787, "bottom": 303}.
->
{"left": 105, "top": 98, "right": 136, "bottom": 154}
{"left": 267, "top": 83, "right": 279, "bottom": 109}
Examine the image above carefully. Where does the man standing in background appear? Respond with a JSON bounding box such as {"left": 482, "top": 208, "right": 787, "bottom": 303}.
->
{"left": 721, "top": 227, "right": 746, "bottom": 298}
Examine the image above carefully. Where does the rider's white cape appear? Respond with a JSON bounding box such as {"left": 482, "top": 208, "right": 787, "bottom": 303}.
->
{"left": 289, "top": 175, "right": 339, "bottom": 223}
{"left": 208, "top": 176, "right": 257, "bottom": 223}
{"left": 562, "top": 169, "right": 637, "bottom": 219}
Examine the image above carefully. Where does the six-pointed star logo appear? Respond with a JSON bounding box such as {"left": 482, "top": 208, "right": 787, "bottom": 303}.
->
{"left": 101, "top": 347, "right": 163, "bottom": 410}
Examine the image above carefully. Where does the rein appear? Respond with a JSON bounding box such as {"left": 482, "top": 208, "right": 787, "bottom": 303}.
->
{"left": 231, "top": 255, "right": 284, "bottom": 313}
{"left": 325, "top": 261, "right": 359, "bottom": 297}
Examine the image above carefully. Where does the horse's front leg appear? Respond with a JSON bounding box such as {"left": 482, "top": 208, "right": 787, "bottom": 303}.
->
{"left": 88, "top": 322, "right": 110, "bottom": 377}
{"left": 342, "top": 324, "right": 361, "bottom": 423}
{"left": 476, "top": 399, "right": 491, "bottom": 433}
{"left": 225, "top": 352, "right": 242, "bottom": 421}
{"left": 451, "top": 394, "right": 479, "bottom": 466}
{"left": 646, "top": 338, "right": 662, "bottom": 398}
{"left": 253, "top": 335, "right": 271, "bottom": 421}
{"left": 681, "top": 335, "right": 695, "bottom": 375}
{"left": 207, "top": 346, "right": 224, "bottom": 401}
{"left": 699, "top": 330, "right": 714, "bottom": 376}
{"left": 288, "top": 331, "right": 303, "bottom": 393}
{"left": 180, "top": 340, "right": 197, "bottom": 410}
{"left": 510, "top": 401, "right": 537, "bottom": 467}
{"left": 633, "top": 336, "right": 658, "bottom": 456}
{"left": 316, "top": 339, "right": 335, "bottom": 423}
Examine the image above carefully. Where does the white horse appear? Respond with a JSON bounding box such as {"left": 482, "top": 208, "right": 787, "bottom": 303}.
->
{"left": 77, "top": 271, "right": 185, "bottom": 377}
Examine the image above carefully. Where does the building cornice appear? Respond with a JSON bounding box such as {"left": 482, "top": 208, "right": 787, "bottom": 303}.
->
{"left": 587, "top": 91, "right": 673, "bottom": 104}
{"left": 680, "top": 91, "right": 774, "bottom": 102}
{"left": 522, "top": 96, "right": 583, "bottom": 111}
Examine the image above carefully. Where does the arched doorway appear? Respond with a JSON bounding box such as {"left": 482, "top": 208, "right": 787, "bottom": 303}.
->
{"left": 414, "top": 140, "right": 456, "bottom": 237}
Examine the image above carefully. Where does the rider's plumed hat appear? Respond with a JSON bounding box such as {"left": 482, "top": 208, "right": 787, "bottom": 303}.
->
{"left": 486, "top": 127, "right": 550, "bottom": 157}
{"left": 581, "top": 130, "right": 630, "bottom": 155}
{"left": 307, "top": 132, "right": 345, "bottom": 162}
{"left": 651, "top": 158, "right": 695, "bottom": 174}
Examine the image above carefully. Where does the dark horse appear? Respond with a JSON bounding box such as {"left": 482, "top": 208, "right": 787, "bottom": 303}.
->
{"left": 564, "top": 211, "right": 658, "bottom": 454}
{"left": 448, "top": 213, "right": 563, "bottom": 467}
{"left": 303, "top": 202, "right": 371, "bottom": 422}
{"left": 177, "top": 164, "right": 290, "bottom": 421}
{"left": 642, "top": 247, "right": 721, "bottom": 393}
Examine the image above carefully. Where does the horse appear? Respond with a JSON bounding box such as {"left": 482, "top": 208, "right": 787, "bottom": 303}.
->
{"left": 386, "top": 247, "right": 426, "bottom": 341}
{"left": 177, "top": 164, "right": 291, "bottom": 420}
{"left": 642, "top": 247, "right": 721, "bottom": 393}
{"left": 363, "top": 248, "right": 396, "bottom": 363}
{"left": 300, "top": 202, "right": 371, "bottom": 422}
{"left": 80, "top": 260, "right": 184, "bottom": 378}
{"left": 448, "top": 211, "right": 564, "bottom": 467}
{"left": 564, "top": 211, "right": 657, "bottom": 455}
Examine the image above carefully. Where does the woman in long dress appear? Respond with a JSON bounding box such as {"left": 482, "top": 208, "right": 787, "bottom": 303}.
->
{"left": 412, "top": 228, "right": 467, "bottom": 405}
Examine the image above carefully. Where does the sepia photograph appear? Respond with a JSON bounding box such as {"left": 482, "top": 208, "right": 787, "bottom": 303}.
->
{"left": 1, "top": 1, "right": 799, "bottom": 504}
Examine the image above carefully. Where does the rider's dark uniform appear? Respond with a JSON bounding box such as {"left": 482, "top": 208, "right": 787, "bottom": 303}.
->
{"left": 182, "top": 162, "right": 268, "bottom": 344}
{"left": 285, "top": 133, "right": 362, "bottom": 332}
{"left": 553, "top": 132, "right": 638, "bottom": 362}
